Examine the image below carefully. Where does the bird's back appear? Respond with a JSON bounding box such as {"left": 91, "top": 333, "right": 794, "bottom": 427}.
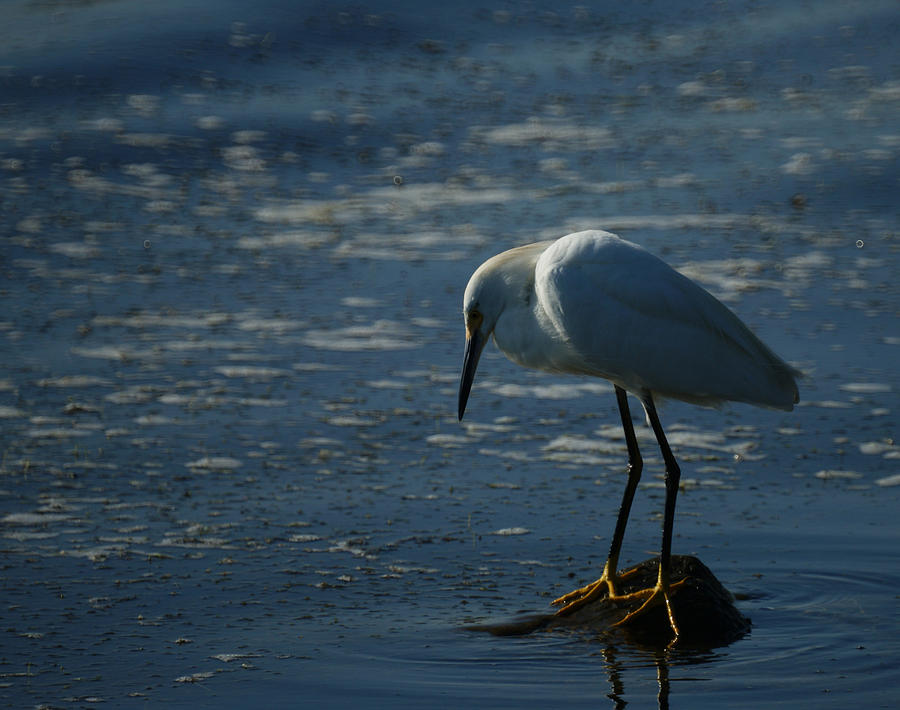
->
{"left": 533, "top": 231, "right": 799, "bottom": 410}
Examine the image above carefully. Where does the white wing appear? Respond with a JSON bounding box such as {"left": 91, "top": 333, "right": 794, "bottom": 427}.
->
{"left": 534, "top": 231, "right": 798, "bottom": 409}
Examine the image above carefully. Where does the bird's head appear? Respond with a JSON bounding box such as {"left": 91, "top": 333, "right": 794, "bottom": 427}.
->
{"left": 457, "top": 264, "right": 503, "bottom": 421}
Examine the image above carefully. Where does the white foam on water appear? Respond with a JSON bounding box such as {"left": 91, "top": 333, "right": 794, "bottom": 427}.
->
{"left": 185, "top": 456, "right": 242, "bottom": 470}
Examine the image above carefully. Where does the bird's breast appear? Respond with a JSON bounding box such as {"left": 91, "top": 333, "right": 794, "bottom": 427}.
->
{"left": 492, "top": 302, "right": 580, "bottom": 375}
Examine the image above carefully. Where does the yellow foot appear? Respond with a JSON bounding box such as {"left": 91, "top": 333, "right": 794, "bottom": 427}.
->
{"left": 612, "top": 578, "right": 688, "bottom": 637}
{"left": 551, "top": 566, "right": 641, "bottom": 616}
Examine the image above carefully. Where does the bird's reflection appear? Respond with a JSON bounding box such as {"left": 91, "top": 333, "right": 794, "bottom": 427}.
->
{"left": 597, "top": 646, "right": 667, "bottom": 710}
{"left": 598, "top": 644, "right": 628, "bottom": 709}
{"left": 655, "top": 650, "right": 671, "bottom": 710}
{"left": 468, "top": 603, "right": 730, "bottom": 710}
{"left": 594, "top": 638, "right": 721, "bottom": 710}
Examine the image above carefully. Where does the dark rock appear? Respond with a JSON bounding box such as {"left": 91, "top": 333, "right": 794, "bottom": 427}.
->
{"left": 466, "top": 555, "right": 750, "bottom": 648}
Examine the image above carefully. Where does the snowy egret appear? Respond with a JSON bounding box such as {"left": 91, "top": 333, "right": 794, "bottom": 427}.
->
{"left": 457, "top": 230, "right": 799, "bottom": 637}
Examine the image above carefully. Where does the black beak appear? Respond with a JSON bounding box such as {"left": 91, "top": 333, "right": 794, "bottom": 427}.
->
{"left": 458, "top": 329, "right": 486, "bottom": 421}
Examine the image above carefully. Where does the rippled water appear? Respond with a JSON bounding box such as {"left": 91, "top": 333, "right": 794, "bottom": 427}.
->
{"left": 2, "top": 0, "right": 899, "bottom": 707}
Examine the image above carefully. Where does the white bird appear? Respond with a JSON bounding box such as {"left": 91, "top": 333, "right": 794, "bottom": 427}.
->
{"left": 457, "top": 229, "right": 799, "bottom": 637}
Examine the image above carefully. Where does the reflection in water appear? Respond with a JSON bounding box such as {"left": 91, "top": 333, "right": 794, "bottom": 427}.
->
{"left": 656, "top": 653, "right": 670, "bottom": 710}
{"left": 598, "top": 646, "right": 669, "bottom": 710}
{"left": 595, "top": 640, "right": 728, "bottom": 709}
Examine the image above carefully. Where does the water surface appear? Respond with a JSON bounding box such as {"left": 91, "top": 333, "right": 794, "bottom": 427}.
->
{"left": 1, "top": 1, "right": 898, "bottom": 707}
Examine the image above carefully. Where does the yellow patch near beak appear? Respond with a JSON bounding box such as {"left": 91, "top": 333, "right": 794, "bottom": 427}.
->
{"left": 464, "top": 310, "right": 484, "bottom": 341}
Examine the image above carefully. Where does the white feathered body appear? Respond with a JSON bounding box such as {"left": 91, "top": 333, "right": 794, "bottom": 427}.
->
{"left": 464, "top": 230, "right": 799, "bottom": 410}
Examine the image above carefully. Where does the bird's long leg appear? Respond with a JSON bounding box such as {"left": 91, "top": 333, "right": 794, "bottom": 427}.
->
{"left": 553, "top": 385, "right": 644, "bottom": 614}
{"left": 611, "top": 393, "right": 686, "bottom": 636}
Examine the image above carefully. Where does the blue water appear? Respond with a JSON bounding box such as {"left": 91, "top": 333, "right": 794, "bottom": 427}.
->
{"left": 1, "top": 0, "right": 899, "bottom": 707}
